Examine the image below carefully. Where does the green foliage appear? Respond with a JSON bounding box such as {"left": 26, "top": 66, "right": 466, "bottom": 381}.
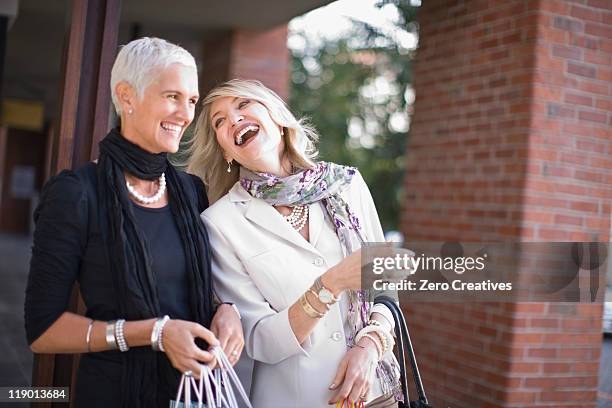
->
{"left": 289, "top": 0, "right": 419, "bottom": 231}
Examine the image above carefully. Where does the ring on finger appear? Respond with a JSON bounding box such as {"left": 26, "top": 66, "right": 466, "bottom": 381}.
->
{"left": 231, "top": 350, "right": 239, "bottom": 357}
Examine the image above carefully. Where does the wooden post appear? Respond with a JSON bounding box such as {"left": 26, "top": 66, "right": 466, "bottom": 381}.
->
{"left": 31, "top": 0, "right": 120, "bottom": 406}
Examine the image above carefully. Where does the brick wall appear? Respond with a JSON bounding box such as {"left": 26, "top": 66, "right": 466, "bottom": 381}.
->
{"left": 402, "top": 1, "right": 610, "bottom": 407}
{"left": 201, "top": 24, "right": 290, "bottom": 99}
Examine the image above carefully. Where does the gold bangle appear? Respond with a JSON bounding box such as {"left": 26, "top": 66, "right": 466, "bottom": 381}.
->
{"left": 299, "top": 294, "right": 325, "bottom": 318}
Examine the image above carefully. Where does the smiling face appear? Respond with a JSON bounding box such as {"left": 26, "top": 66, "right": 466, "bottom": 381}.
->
{"left": 118, "top": 63, "right": 199, "bottom": 154}
{"left": 210, "top": 96, "right": 286, "bottom": 174}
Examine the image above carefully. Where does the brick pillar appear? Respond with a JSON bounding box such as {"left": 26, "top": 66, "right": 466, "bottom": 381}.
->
{"left": 201, "top": 24, "right": 290, "bottom": 99}
{"left": 402, "top": 1, "right": 610, "bottom": 407}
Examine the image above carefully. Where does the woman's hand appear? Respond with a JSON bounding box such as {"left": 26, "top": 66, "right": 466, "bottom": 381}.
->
{"left": 322, "top": 246, "right": 415, "bottom": 295}
{"left": 161, "top": 319, "right": 219, "bottom": 374}
{"left": 321, "top": 249, "right": 364, "bottom": 295}
{"left": 210, "top": 304, "right": 244, "bottom": 366}
{"left": 328, "top": 341, "right": 379, "bottom": 405}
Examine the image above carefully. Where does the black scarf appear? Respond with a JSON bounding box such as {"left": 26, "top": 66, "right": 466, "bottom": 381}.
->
{"left": 97, "top": 128, "right": 214, "bottom": 407}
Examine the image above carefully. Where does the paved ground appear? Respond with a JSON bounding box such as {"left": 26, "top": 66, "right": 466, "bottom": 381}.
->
{"left": 0, "top": 233, "right": 33, "bottom": 388}
{"left": 0, "top": 233, "right": 610, "bottom": 406}
{"left": 600, "top": 336, "right": 612, "bottom": 408}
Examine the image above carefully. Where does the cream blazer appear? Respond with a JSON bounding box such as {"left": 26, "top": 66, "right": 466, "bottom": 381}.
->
{"left": 202, "top": 171, "right": 387, "bottom": 408}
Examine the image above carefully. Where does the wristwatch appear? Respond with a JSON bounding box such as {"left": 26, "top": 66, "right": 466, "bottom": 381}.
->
{"left": 312, "top": 276, "right": 340, "bottom": 305}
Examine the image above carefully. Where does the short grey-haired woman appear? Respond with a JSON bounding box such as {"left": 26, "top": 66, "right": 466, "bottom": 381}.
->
{"left": 187, "top": 79, "right": 400, "bottom": 407}
{"left": 25, "top": 38, "right": 243, "bottom": 408}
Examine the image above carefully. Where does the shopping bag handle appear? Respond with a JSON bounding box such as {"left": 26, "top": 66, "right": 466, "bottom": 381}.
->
{"left": 374, "top": 295, "right": 429, "bottom": 407}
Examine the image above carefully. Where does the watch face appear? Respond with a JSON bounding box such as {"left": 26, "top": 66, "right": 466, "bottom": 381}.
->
{"left": 319, "top": 288, "right": 334, "bottom": 304}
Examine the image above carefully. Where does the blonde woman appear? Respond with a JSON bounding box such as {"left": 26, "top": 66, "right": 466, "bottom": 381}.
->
{"left": 187, "top": 79, "right": 400, "bottom": 408}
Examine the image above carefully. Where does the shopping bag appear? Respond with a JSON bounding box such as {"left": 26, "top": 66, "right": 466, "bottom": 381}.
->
{"left": 170, "top": 346, "right": 253, "bottom": 408}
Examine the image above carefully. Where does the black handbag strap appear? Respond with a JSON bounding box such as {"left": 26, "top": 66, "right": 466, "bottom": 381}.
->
{"left": 374, "top": 296, "right": 430, "bottom": 407}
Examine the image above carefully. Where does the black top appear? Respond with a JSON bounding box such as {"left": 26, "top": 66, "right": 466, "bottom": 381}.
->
{"left": 133, "top": 204, "right": 191, "bottom": 321}
{"left": 24, "top": 162, "right": 208, "bottom": 407}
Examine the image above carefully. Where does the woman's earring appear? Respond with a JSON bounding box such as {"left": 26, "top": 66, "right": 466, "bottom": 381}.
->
{"left": 128, "top": 108, "right": 133, "bottom": 115}
{"left": 227, "top": 159, "right": 233, "bottom": 173}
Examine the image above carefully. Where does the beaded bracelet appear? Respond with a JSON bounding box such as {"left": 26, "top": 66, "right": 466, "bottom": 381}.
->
{"left": 360, "top": 333, "right": 382, "bottom": 360}
{"left": 371, "top": 330, "right": 388, "bottom": 354}
{"left": 355, "top": 325, "right": 393, "bottom": 354}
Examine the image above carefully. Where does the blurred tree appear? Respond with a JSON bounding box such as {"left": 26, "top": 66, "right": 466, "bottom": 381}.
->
{"left": 289, "top": 0, "right": 420, "bottom": 232}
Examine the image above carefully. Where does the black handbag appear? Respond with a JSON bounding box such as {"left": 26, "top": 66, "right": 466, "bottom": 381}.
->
{"left": 374, "top": 296, "right": 433, "bottom": 408}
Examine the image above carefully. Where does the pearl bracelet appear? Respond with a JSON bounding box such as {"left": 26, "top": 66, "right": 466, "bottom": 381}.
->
{"left": 355, "top": 325, "right": 393, "bottom": 354}
{"left": 360, "top": 334, "right": 383, "bottom": 360}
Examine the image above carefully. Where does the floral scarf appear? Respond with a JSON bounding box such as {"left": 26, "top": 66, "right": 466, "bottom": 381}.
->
{"left": 240, "top": 161, "right": 401, "bottom": 400}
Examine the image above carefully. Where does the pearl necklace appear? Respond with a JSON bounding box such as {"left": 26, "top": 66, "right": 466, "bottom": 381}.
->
{"left": 283, "top": 205, "right": 309, "bottom": 231}
{"left": 126, "top": 173, "right": 166, "bottom": 204}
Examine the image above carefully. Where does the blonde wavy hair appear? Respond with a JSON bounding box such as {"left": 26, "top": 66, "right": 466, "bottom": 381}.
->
{"left": 186, "top": 79, "right": 319, "bottom": 203}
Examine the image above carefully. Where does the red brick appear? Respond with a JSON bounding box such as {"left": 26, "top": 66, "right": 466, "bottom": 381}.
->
{"left": 562, "top": 318, "right": 601, "bottom": 330}
{"left": 560, "top": 152, "right": 588, "bottom": 165}
{"left": 576, "top": 140, "right": 606, "bottom": 153}
{"left": 567, "top": 61, "right": 597, "bottom": 78}
{"left": 591, "top": 156, "right": 612, "bottom": 169}
{"left": 541, "top": 391, "right": 598, "bottom": 402}
{"left": 553, "top": 16, "right": 584, "bottom": 33}
{"left": 571, "top": 5, "right": 603, "bottom": 23}
{"left": 552, "top": 44, "right": 583, "bottom": 60}
{"left": 588, "top": 0, "right": 612, "bottom": 10}
{"left": 504, "top": 391, "right": 537, "bottom": 403}
{"left": 570, "top": 33, "right": 599, "bottom": 49}
{"left": 578, "top": 110, "right": 608, "bottom": 123}
{"left": 575, "top": 170, "right": 604, "bottom": 182}
{"left": 542, "top": 362, "right": 573, "bottom": 373}
{"left": 570, "top": 201, "right": 599, "bottom": 212}
{"left": 527, "top": 347, "right": 557, "bottom": 358}
{"left": 573, "top": 362, "right": 600, "bottom": 374}
{"left": 579, "top": 80, "right": 609, "bottom": 95}
{"left": 522, "top": 211, "right": 555, "bottom": 223}
{"left": 595, "top": 98, "right": 612, "bottom": 110}
{"left": 556, "top": 183, "right": 588, "bottom": 195}
{"left": 554, "top": 214, "right": 583, "bottom": 226}
{"left": 565, "top": 92, "right": 593, "bottom": 106}
{"left": 539, "top": 228, "right": 569, "bottom": 239}
{"left": 584, "top": 49, "right": 611, "bottom": 65}
{"left": 585, "top": 22, "right": 612, "bottom": 38}
{"left": 558, "top": 347, "right": 595, "bottom": 359}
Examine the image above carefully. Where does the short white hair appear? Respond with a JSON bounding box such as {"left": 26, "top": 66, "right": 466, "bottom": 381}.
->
{"left": 110, "top": 37, "right": 197, "bottom": 115}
